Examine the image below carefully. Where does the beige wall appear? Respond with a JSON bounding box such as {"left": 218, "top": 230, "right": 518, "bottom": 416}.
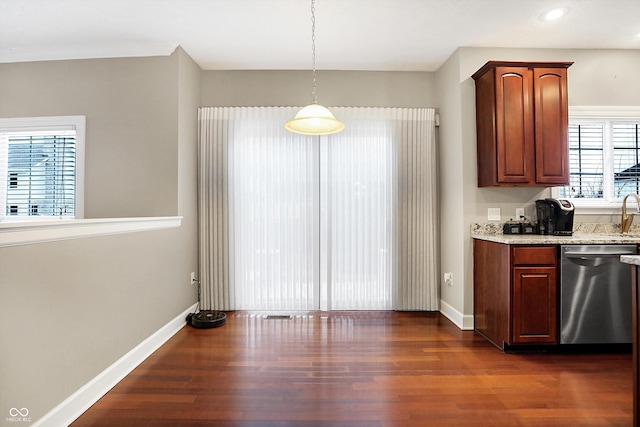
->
{"left": 437, "top": 47, "right": 640, "bottom": 321}
{"left": 201, "top": 70, "right": 437, "bottom": 107}
{"left": 0, "top": 55, "right": 179, "bottom": 218}
{"left": 176, "top": 49, "right": 201, "bottom": 291}
{"left": 434, "top": 50, "right": 468, "bottom": 323}
{"left": 0, "top": 48, "right": 199, "bottom": 422}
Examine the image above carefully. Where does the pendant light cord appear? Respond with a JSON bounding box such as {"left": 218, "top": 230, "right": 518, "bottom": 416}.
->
{"left": 311, "top": 0, "right": 318, "bottom": 104}
{"left": 284, "top": 0, "right": 344, "bottom": 136}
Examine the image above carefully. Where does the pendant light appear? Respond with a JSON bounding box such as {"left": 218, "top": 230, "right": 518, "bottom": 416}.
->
{"left": 285, "top": 0, "right": 344, "bottom": 135}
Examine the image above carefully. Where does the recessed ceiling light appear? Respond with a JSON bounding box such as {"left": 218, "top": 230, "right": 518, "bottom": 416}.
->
{"left": 541, "top": 7, "right": 568, "bottom": 21}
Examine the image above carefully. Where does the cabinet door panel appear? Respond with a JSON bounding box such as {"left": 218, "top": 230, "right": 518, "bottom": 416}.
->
{"left": 495, "top": 67, "right": 535, "bottom": 184}
{"left": 474, "top": 239, "right": 511, "bottom": 349}
{"left": 534, "top": 67, "right": 569, "bottom": 185}
{"left": 512, "top": 266, "right": 557, "bottom": 344}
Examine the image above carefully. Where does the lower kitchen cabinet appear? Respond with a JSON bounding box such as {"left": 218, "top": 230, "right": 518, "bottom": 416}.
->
{"left": 473, "top": 239, "right": 557, "bottom": 350}
{"left": 631, "top": 266, "right": 640, "bottom": 425}
{"left": 512, "top": 265, "right": 557, "bottom": 343}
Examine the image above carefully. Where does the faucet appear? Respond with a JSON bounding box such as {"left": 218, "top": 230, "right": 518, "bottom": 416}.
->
{"left": 621, "top": 193, "right": 640, "bottom": 234}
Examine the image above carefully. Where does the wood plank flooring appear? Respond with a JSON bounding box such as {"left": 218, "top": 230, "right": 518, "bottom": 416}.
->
{"left": 72, "top": 312, "right": 632, "bottom": 426}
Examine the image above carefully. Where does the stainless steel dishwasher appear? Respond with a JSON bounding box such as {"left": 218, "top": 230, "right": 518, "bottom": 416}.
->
{"left": 560, "top": 244, "right": 636, "bottom": 344}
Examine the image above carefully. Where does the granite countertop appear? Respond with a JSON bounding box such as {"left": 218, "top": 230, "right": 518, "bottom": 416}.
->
{"left": 621, "top": 255, "right": 640, "bottom": 266}
{"left": 471, "top": 222, "right": 640, "bottom": 245}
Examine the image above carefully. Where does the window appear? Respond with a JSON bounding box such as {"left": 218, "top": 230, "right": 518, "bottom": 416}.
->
{"left": 554, "top": 107, "right": 640, "bottom": 212}
{"left": 0, "top": 116, "right": 85, "bottom": 222}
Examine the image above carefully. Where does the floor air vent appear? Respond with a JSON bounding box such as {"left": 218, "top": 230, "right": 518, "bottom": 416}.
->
{"left": 265, "top": 315, "right": 292, "bottom": 320}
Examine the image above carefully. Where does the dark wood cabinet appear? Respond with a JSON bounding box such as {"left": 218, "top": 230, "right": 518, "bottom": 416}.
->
{"left": 473, "top": 239, "right": 558, "bottom": 350}
{"left": 632, "top": 266, "right": 640, "bottom": 426}
{"left": 472, "top": 61, "right": 572, "bottom": 187}
{"left": 512, "top": 266, "right": 557, "bottom": 343}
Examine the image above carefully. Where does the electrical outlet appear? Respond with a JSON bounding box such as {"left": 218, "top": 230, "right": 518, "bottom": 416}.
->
{"left": 191, "top": 272, "right": 196, "bottom": 284}
{"left": 488, "top": 208, "right": 501, "bottom": 221}
{"left": 516, "top": 207, "right": 525, "bottom": 219}
{"left": 444, "top": 272, "right": 453, "bottom": 287}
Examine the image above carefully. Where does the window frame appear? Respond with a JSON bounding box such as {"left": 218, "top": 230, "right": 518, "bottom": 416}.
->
{"left": 0, "top": 115, "right": 85, "bottom": 222}
{"left": 552, "top": 106, "right": 640, "bottom": 215}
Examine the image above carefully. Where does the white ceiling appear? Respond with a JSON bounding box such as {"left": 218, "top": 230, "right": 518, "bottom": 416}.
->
{"left": 0, "top": 0, "right": 639, "bottom": 72}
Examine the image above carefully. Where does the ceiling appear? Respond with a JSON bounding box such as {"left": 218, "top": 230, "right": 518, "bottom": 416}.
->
{"left": 0, "top": 0, "right": 639, "bottom": 72}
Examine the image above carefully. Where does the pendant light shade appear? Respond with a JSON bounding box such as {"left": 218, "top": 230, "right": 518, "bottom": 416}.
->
{"left": 285, "top": 104, "right": 345, "bottom": 135}
{"left": 286, "top": 0, "right": 344, "bottom": 136}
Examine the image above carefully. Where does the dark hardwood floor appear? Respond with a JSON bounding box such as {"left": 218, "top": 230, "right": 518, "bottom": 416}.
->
{"left": 72, "top": 312, "right": 632, "bottom": 426}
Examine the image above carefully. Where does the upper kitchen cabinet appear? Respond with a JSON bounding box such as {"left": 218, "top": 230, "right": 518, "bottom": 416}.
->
{"left": 472, "top": 61, "right": 573, "bottom": 187}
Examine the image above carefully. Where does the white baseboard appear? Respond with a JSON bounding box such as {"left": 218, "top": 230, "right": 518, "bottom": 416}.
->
{"left": 33, "top": 303, "right": 198, "bottom": 427}
{"left": 439, "top": 299, "right": 474, "bottom": 330}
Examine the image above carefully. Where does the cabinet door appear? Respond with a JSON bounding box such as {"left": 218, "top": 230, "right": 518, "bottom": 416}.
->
{"left": 494, "top": 67, "right": 535, "bottom": 184}
{"left": 632, "top": 267, "right": 639, "bottom": 425}
{"left": 512, "top": 266, "right": 557, "bottom": 344}
{"left": 533, "top": 67, "right": 569, "bottom": 185}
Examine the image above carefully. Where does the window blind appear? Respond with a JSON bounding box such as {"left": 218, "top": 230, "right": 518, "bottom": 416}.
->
{"left": 2, "top": 131, "right": 76, "bottom": 217}
{"left": 613, "top": 122, "right": 640, "bottom": 197}
{"left": 561, "top": 123, "right": 605, "bottom": 199}
{"left": 559, "top": 121, "right": 640, "bottom": 201}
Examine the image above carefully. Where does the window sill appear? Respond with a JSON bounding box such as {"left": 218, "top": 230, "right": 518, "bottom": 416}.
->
{"left": 0, "top": 216, "right": 182, "bottom": 248}
{"left": 550, "top": 189, "right": 629, "bottom": 215}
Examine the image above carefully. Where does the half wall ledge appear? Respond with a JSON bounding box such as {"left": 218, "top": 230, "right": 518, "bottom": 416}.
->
{"left": 0, "top": 216, "right": 183, "bottom": 248}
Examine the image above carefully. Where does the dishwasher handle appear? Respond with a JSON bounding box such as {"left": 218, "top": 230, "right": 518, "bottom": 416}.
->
{"left": 564, "top": 252, "right": 636, "bottom": 258}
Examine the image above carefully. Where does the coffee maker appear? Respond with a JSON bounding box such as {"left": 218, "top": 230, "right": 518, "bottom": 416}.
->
{"left": 536, "top": 198, "right": 575, "bottom": 236}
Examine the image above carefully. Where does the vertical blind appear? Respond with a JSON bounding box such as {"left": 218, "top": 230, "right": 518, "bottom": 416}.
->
{"left": 228, "top": 108, "right": 320, "bottom": 311}
{"left": 198, "top": 107, "right": 232, "bottom": 310}
{"left": 394, "top": 108, "right": 439, "bottom": 310}
{"left": 198, "top": 107, "right": 438, "bottom": 312}
{"left": 321, "top": 108, "right": 395, "bottom": 310}
{"left": 1, "top": 131, "right": 76, "bottom": 218}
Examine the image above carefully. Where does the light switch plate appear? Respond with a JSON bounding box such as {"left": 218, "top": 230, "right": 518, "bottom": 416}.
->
{"left": 516, "top": 207, "right": 525, "bottom": 219}
{"left": 488, "top": 208, "right": 501, "bottom": 221}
